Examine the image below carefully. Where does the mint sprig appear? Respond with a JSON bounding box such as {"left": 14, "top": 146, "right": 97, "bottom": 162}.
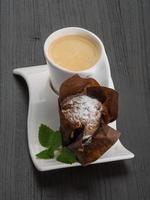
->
{"left": 36, "top": 124, "right": 77, "bottom": 164}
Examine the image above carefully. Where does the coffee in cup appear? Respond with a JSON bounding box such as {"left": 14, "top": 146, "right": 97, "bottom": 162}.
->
{"left": 47, "top": 35, "right": 101, "bottom": 71}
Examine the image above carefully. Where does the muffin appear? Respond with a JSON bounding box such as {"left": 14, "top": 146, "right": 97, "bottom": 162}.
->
{"left": 58, "top": 75, "right": 120, "bottom": 165}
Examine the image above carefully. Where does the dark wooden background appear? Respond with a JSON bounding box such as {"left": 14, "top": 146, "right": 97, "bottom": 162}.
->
{"left": 0, "top": 0, "right": 150, "bottom": 199}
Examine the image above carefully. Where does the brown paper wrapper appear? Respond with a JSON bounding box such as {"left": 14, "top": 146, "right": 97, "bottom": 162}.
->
{"left": 68, "top": 125, "right": 120, "bottom": 165}
{"left": 58, "top": 75, "right": 120, "bottom": 165}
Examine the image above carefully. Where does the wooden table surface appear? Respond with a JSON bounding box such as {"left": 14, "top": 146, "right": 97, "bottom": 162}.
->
{"left": 0, "top": 0, "right": 150, "bottom": 199}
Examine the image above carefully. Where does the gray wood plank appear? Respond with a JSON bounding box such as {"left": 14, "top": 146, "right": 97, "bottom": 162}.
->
{"left": 0, "top": 0, "right": 150, "bottom": 199}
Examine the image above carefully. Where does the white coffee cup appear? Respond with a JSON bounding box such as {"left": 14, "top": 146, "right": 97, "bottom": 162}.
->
{"left": 44, "top": 27, "right": 112, "bottom": 93}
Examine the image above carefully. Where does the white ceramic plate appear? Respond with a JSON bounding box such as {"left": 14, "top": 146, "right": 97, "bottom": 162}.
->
{"left": 13, "top": 65, "right": 134, "bottom": 171}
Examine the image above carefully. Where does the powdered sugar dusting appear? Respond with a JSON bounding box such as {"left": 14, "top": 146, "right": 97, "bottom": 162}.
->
{"left": 61, "top": 95, "right": 101, "bottom": 136}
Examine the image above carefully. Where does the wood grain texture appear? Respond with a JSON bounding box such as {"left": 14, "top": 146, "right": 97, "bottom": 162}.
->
{"left": 0, "top": 0, "right": 150, "bottom": 199}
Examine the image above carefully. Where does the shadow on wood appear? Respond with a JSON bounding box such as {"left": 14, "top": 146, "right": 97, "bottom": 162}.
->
{"left": 33, "top": 161, "right": 128, "bottom": 189}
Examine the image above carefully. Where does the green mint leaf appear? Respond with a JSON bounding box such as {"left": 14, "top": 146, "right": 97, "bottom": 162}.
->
{"left": 56, "top": 147, "right": 77, "bottom": 164}
{"left": 43, "top": 131, "right": 62, "bottom": 157}
{"left": 48, "top": 147, "right": 55, "bottom": 158}
{"left": 36, "top": 149, "right": 53, "bottom": 159}
{"left": 51, "top": 130, "right": 62, "bottom": 150}
{"left": 38, "top": 124, "right": 55, "bottom": 148}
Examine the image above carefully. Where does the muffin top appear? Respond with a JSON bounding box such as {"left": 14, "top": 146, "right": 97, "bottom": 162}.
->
{"left": 61, "top": 95, "right": 101, "bottom": 137}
